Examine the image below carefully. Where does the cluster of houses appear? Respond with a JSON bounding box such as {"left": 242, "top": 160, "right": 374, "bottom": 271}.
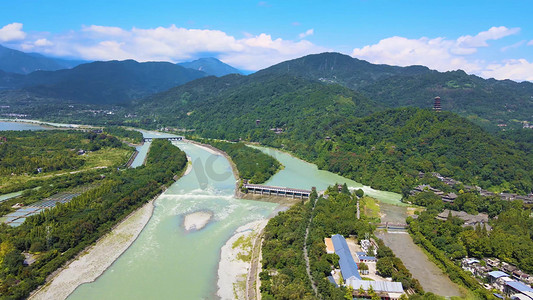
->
{"left": 411, "top": 172, "right": 533, "bottom": 204}
{"left": 325, "top": 234, "right": 404, "bottom": 299}
{"left": 436, "top": 209, "right": 491, "bottom": 230}
{"left": 462, "top": 257, "right": 533, "bottom": 299}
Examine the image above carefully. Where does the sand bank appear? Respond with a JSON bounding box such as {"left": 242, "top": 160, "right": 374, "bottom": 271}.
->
{"left": 183, "top": 210, "right": 213, "bottom": 231}
{"left": 217, "top": 219, "right": 268, "bottom": 300}
{"left": 29, "top": 200, "right": 155, "bottom": 300}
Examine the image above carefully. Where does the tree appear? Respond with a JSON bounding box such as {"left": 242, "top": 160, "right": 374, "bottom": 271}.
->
{"left": 341, "top": 183, "right": 350, "bottom": 195}
{"left": 355, "top": 189, "right": 364, "bottom": 198}
{"left": 376, "top": 257, "right": 394, "bottom": 277}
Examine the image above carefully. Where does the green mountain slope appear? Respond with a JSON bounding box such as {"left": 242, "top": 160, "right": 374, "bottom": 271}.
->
{"left": 312, "top": 107, "right": 533, "bottom": 193}
{"left": 136, "top": 73, "right": 382, "bottom": 141}
{"left": 256, "top": 52, "right": 430, "bottom": 89}
{"left": 259, "top": 52, "right": 533, "bottom": 129}
{"left": 359, "top": 70, "right": 533, "bottom": 129}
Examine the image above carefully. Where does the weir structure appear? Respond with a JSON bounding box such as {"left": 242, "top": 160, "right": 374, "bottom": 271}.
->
{"left": 243, "top": 183, "right": 312, "bottom": 199}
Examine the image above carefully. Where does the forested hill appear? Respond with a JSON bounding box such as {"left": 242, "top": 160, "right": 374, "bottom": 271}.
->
{"left": 311, "top": 108, "right": 533, "bottom": 194}
{"left": 0, "top": 60, "right": 207, "bottom": 104}
{"left": 359, "top": 70, "right": 533, "bottom": 129}
{"left": 135, "top": 70, "right": 532, "bottom": 195}
{"left": 256, "top": 52, "right": 431, "bottom": 90}
{"left": 136, "top": 73, "right": 382, "bottom": 140}
{"left": 256, "top": 52, "right": 533, "bottom": 129}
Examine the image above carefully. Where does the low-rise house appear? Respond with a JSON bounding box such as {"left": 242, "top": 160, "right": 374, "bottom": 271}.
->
{"left": 356, "top": 252, "right": 377, "bottom": 262}
{"left": 442, "top": 192, "right": 458, "bottom": 203}
{"left": 504, "top": 281, "right": 533, "bottom": 297}
{"left": 486, "top": 258, "right": 501, "bottom": 268}
{"left": 462, "top": 258, "right": 480, "bottom": 274}
{"left": 488, "top": 271, "right": 510, "bottom": 284}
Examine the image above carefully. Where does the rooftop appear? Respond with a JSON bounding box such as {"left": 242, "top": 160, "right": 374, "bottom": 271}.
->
{"left": 347, "top": 279, "right": 404, "bottom": 293}
{"left": 489, "top": 271, "right": 510, "bottom": 279}
{"left": 332, "top": 234, "right": 361, "bottom": 281}
{"left": 506, "top": 281, "right": 533, "bottom": 292}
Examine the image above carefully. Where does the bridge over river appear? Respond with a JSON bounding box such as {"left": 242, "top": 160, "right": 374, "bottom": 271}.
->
{"left": 243, "top": 183, "right": 312, "bottom": 199}
{"left": 142, "top": 136, "right": 183, "bottom": 142}
{"left": 374, "top": 222, "right": 409, "bottom": 231}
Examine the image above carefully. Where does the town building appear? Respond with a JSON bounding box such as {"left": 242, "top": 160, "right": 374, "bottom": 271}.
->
{"left": 331, "top": 234, "right": 361, "bottom": 282}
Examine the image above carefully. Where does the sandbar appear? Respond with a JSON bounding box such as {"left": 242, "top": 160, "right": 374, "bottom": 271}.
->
{"left": 183, "top": 210, "right": 213, "bottom": 231}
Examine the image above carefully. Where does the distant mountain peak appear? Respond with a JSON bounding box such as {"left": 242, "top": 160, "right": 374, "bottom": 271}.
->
{"left": 178, "top": 57, "right": 243, "bottom": 77}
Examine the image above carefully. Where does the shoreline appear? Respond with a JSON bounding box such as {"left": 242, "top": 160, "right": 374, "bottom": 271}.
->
{"left": 217, "top": 219, "right": 269, "bottom": 300}
{"left": 29, "top": 199, "right": 156, "bottom": 300}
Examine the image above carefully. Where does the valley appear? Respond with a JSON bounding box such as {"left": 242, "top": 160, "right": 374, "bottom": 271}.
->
{"left": 1, "top": 43, "right": 532, "bottom": 300}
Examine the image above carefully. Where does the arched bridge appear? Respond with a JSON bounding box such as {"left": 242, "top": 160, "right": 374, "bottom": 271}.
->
{"left": 143, "top": 136, "right": 183, "bottom": 142}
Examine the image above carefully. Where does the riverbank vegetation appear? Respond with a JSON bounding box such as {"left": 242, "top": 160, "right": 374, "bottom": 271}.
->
{"left": 0, "top": 130, "right": 132, "bottom": 194}
{"left": 0, "top": 139, "right": 187, "bottom": 299}
{"left": 195, "top": 139, "right": 281, "bottom": 184}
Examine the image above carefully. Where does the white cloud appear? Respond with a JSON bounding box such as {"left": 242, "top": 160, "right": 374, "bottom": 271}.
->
{"left": 299, "top": 29, "right": 314, "bottom": 39}
{"left": 481, "top": 59, "right": 533, "bottom": 82}
{"left": 456, "top": 26, "right": 520, "bottom": 48}
{"left": 501, "top": 40, "right": 526, "bottom": 52}
{"left": 528, "top": 40, "right": 533, "bottom": 46}
{"left": 0, "top": 23, "right": 26, "bottom": 42}
{"left": 34, "top": 38, "right": 53, "bottom": 46}
{"left": 352, "top": 36, "right": 482, "bottom": 73}
{"left": 82, "top": 25, "right": 128, "bottom": 37}
{"left": 351, "top": 27, "right": 533, "bottom": 81}
{"left": 7, "top": 24, "right": 326, "bottom": 70}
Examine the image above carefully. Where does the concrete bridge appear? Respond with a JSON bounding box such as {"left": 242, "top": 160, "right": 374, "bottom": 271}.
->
{"left": 243, "top": 183, "right": 312, "bottom": 199}
{"left": 143, "top": 136, "right": 183, "bottom": 142}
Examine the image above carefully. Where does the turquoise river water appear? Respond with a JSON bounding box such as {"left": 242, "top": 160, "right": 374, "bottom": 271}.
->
{"left": 68, "top": 141, "right": 405, "bottom": 299}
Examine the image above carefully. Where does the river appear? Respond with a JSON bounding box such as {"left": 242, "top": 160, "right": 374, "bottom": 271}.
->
{"left": 68, "top": 138, "right": 278, "bottom": 299}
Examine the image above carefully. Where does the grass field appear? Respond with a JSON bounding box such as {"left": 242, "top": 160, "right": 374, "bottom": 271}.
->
{"left": 0, "top": 147, "right": 132, "bottom": 192}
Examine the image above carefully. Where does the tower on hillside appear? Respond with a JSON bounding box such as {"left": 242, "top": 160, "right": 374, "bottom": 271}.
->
{"left": 433, "top": 96, "right": 442, "bottom": 112}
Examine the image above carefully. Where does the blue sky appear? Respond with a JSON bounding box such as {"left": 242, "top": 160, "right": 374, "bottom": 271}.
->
{"left": 1, "top": 0, "right": 532, "bottom": 81}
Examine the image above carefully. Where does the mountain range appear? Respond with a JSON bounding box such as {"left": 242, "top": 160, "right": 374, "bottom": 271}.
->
{"left": 1, "top": 50, "right": 532, "bottom": 194}
{"left": 0, "top": 45, "right": 85, "bottom": 74}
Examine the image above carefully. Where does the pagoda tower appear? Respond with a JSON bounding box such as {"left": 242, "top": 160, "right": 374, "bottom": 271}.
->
{"left": 433, "top": 96, "right": 442, "bottom": 111}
